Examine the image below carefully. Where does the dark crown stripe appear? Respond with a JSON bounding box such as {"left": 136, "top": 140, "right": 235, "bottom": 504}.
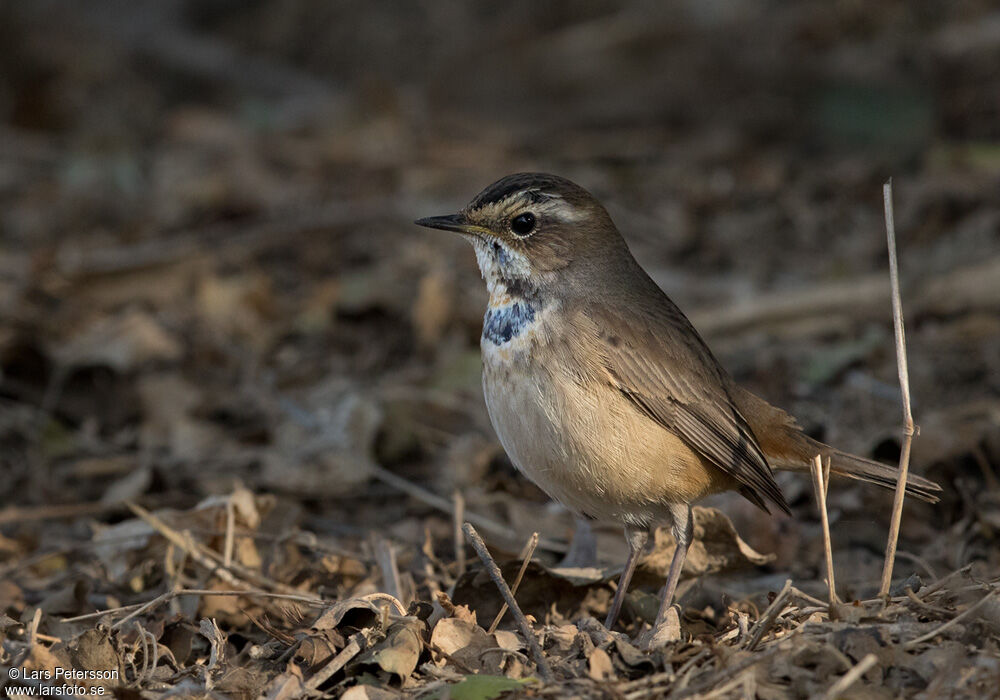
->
{"left": 468, "top": 172, "right": 577, "bottom": 210}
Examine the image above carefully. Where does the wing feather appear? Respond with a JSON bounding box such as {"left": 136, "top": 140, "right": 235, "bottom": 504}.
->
{"left": 579, "top": 300, "right": 790, "bottom": 514}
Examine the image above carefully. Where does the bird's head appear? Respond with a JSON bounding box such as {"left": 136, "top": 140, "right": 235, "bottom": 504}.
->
{"left": 416, "top": 173, "right": 630, "bottom": 299}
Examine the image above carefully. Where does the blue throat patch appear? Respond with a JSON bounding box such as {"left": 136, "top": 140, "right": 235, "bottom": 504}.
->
{"left": 483, "top": 302, "right": 536, "bottom": 345}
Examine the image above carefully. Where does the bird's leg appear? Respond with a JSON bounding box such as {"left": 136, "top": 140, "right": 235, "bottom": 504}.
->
{"left": 604, "top": 526, "right": 648, "bottom": 629}
{"left": 558, "top": 516, "right": 598, "bottom": 568}
{"left": 653, "top": 503, "right": 693, "bottom": 629}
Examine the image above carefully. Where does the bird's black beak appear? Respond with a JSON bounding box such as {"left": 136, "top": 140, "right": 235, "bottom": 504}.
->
{"left": 414, "top": 213, "right": 473, "bottom": 234}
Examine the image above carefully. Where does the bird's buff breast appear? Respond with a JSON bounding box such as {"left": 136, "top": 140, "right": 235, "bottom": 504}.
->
{"left": 481, "top": 301, "right": 723, "bottom": 527}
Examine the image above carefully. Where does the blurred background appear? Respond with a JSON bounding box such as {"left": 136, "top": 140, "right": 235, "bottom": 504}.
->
{"left": 2, "top": 0, "right": 999, "bottom": 632}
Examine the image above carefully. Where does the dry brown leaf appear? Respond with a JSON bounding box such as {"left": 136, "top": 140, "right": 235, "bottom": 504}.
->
{"left": 296, "top": 630, "right": 345, "bottom": 669}
{"left": 493, "top": 629, "right": 521, "bottom": 653}
{"left": 430, "top": 617, "right": 501, "bottom": 674}
{"left": 262, "top": 662, "right": 307, "bottom": 700}
{"left": 546, "top": 624, "right": 578, "bottom": 654}
{"left": 198, "top": 617, "right": 228, "bottom": 671}
{"left": 195, "top": 272, "right": 275, "bottom": 344}
{"left": 350, "top": 616, "right": 424, "bottom": 682}
{"left": 341, "top": 684, "right": 402, "bottom": 700}
{"left": 612, "top": 637, "right": 654, "bottom": 671}
{"left": 637, "top": 606, "right": 681, "bottom": 649}
{"left": 588, "top": 647, "right": 615, "bottom": 681}
{"left": 52, "top": 308, "right": 183, "bottom": 371}
{"left": 311, "top": 599, "right": 382, "bottom": 632}
{"left": 67, "top": 627, "right": 122, "bottom": 690}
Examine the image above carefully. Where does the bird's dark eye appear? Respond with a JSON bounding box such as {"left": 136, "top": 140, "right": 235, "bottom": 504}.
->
{"left": 510, "top": 212, "right": 536, "bottom": 236}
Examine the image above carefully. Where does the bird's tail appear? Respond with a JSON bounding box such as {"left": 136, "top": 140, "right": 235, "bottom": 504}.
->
{"left": 774, "top": 443, "right": 941, "bottom": 503}
{"left": 734, "top": 387, "right": 942, "bottom": 503}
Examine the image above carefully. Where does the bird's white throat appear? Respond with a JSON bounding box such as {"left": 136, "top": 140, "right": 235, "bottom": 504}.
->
{"left": 471, "top": 237, "right": 532, "bottom": 300}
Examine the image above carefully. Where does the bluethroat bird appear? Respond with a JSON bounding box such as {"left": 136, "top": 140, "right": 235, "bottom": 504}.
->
{"left": 416, "top": 173, "right": 940, "bottom": 641}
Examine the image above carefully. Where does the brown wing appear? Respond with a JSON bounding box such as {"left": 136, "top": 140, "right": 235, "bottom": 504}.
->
{"left": 578, "top": 300, "right": 791, "bottom": 515}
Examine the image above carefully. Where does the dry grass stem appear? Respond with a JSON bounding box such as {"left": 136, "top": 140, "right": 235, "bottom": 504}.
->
{"left": 822, "top": 455, "right": 831, "bottom": 501}
{"left": 879, "top": 178, "right": 918, "bottom": 597}
{"left": 193, "top": 533, "right": 309, "bottom": 596}
{"left": 810, "top": 455, "right": 839, "bottom": 605}
{"left": 223, "top": 498, "right": 235, "bottom": 569}
{"left": 821, "top": 653, "right": 879, "bottom": 700}
{"left": 305, "top": 633, "right": 365, "bottom": 691}
{"left": 27, "top": 607, "right": 41, "bottom": 647}
{"left": 488, "top": 531, "right": 539, "bottom": 634}
{"left": 127, "top": 502, "right": 250, "bottom": 590}
{"left": 462, "top": 522, "right": 553, "bottom": 682}
{"left": 744, "top": 578, "right": 792, "bottom": 650}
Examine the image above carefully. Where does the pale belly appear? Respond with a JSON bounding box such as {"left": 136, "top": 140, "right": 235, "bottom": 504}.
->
{"left": 481, "top": 345, "right": 732, "bottom": 528}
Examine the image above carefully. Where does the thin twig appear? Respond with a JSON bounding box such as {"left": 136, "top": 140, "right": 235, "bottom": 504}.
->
{"left": 619, "top": 667, "right": 677, "bottom": 697}
{"left": 60, "top": 588, "right": 326, "bottom": 626}
{"left": 922, "top": 564, "right": 974, "bottom": 596}
{"left": 790, "top": 586, "right": 828, "bottom": 608}
{"left": 617, "top": 649, "right": 709, "bottom": 697}
{"left": 879, "top": 179, "right": 918, "bottom": 598}
{"left": 821, "top": 653, "right": 878, "bottom": 700}
{"left": 488, "top": 532, "right": 539, "bottom": 634}
{"left": 113, "top": 591, "right": 175, "bottom": 630}
{"left": 462, "top": 523, "right": 553, "bottom": 682}
{"left": 688, "top": 672, "right": 752, "bottom": 700}
{"left": 744, "top": 579, "right": 792, "bottom": 650}
{"left": 305, "top": 633, "right": 365, "bottom": 690}
{"left": 903, "top": 588, "right": 1000, "bottom": 649}
{"left": 903, "top": 588, "right": 952, "bottom": 616}
{"left": 810, "top": 455, "right": 839, "bottom": 605}
{"left": 0, "top": 501, "right": 128, "bottom": 525}
{"left": 673, "top": 642, "right": 789, "bottom": 699}
{"left": 453, "top": 489, "right": 466, "bottom": 578}
{"left": 894, "top": 549, "right": 938, "bottom": 581}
